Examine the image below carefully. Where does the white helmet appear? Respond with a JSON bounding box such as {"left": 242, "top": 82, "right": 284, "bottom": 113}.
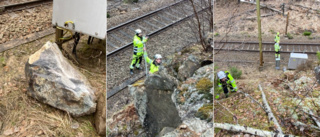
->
{"left": 154, "top": 54, "right": 162, "bottom": 59}
{"left": 217, "top": 71, "right": 226, "bottom": 79}
{"left": 135, "top": 29, "right": 142, "bottom": 34}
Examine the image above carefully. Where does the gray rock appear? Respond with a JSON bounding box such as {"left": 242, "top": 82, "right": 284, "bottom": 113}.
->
{"left": 156, "top": 127, "right": 175, "bottom": 137}
{"left": 183, "top": 118, "right": 210, "bottom": 134}
{"left": 200, "top": 128, "right": 214, "bottom": 137}
{"left": 145, "top": 69, "right": 178, "bottom": 91}
{"left": 144, "top": 79, "right": 182, "bottom": 136}
{"left": 25, "top": 41, "right": 96, "bottom": 116}
{"left": 177, "top": 55, "right": 201, "bottom": 81}
{"left": 129, "top": 85, "right": 147, "bottom": 125}
{"left": 162, "top": 130, "right": 180, "bottom": 137}
{"left": 315, "top": 66, "right": 320, "bottom": 84}
{"left": 130, "top": 69, "right": 181, "bottom": 137}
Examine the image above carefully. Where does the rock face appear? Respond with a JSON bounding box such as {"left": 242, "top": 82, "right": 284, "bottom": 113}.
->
{"left": 174, "top": 64, "right": 214, "bottom": 120}
{"left": 129, "top": 83, "right": 147, "bottom": 125}
{"left": 164, "top": 64, "right": 213, "bottom": 136}
{"left": 130, "top": 70, "right": 182, "bottom": 137}
{"left": 156, "top": 127, "right": 175, "bottom": 137}
{"left": 25, "top": 41, "right": 96, "bottom": 116}
{"left": 177, "top": 55, "right": 201, "bottom": 81}
{"left": 95, "top": 92, "right": 106, "bottom": 136}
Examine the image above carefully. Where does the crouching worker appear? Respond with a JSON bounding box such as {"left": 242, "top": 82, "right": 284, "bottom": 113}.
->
{"left": 216, "top": 71, "right": 238, "bottom": 98}
{"left": 143, "top": 47, "right": 162, "bottom": 74}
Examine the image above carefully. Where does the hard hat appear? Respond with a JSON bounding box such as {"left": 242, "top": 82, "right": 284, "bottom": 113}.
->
{"left": 277, "top": 32, "right": 280, "bottom": 35}
{"left": 135, "top": 29, "right": 142, "bottom": 34}
{"left": 217, "top": 71, "right": 226, "bottom": 79}
{"left": 154, "top": 54, "right": 162, "bottom": 59}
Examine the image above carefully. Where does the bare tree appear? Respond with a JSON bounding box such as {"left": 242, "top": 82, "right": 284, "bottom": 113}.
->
{"left": 187, "top": 0, "right": 213, "bottom": 52}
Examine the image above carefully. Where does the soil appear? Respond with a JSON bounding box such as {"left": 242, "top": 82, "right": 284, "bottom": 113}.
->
{"left": 0, "top": 34, "right": 106, "bottom": 136}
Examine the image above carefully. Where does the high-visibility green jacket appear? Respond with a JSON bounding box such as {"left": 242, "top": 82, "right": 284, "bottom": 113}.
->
{"left": 274, "top": 43, "right": 280, "bottom": 52}
{"left": 274, "top": 35, "right": 280, "bottom": 43}
{"left": 133, "top": 35, "right": 148, "bottom": 56}
{"left": 217, "top": 71, "right": 237, "bottom": 91}
{"left": 144, "top": 51, "right": 159, "bottom": 74}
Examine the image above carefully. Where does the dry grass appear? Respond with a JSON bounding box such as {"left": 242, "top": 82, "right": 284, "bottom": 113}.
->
{"left": 0, "top": 34, "right": 104, "bottom": 136}
{"left": 295, "top": 60, "right": 314, "bottom": 73}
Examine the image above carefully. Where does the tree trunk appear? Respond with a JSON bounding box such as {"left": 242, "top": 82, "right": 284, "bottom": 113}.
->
{"left": 259, "top": 84, "right": 283, "bottom": 134}
{"left": 214, "top": 123, "right": 295, "bottom": 137}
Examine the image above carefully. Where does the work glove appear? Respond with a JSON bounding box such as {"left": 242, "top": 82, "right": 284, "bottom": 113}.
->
{"left": 215, "top": 94, "right": 220, "bottom": 99}
{"left": 231, "top": 88, "right": 237, "bottom": 92}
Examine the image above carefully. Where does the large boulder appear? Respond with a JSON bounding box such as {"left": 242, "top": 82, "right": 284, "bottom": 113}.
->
{"left": 25, "top": 41, "right": 96, "bottom": 116}
{"left": 130, "top": 69, "right": 181, "bottom": 137}
{"left": 177, "top": 55, "right": 201, "bottom": 81}
{"left": 95, "top": 92, "right": 106, "bottom": 136}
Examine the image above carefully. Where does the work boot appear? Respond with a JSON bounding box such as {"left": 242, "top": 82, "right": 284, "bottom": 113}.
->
{"left": 130, "top": 69, "right": 134, "bottom": 75}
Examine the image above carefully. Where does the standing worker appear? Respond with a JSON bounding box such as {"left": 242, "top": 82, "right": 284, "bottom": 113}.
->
{"left": 274, "top": 32, "right": 280, "bottom": 43}
{"left": 274, "top": 42, "right": 281, "bottom": 69}
{"left": 130, "top": 29, "right": 149, "bottom": 75}
{"left": 143, "top": 47, "right": 162, "bottom": 74}
{"left": 216, "top": 71, "right": 238, "bottom": 98}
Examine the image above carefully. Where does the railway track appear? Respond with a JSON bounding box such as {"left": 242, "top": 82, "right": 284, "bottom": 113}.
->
{"left": 0, "top": 0, "right": 52, "bottom": 14}
{"left": 107, "top": 0, "right": 212, "bottom": 99}
{"left": 106, "top": 0, "right": 209, "bottom": 56}
{"left": 214, "top": 41, "right": 320, "bottom": 54}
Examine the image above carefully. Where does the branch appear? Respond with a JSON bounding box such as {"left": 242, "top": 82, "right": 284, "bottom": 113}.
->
{"left": 238, "top": 90, "right": 265, "bottom": 110}
{"left": 303, "top": 109, "right": 320, "bottom": 128}
{"left": 292, "top": 121, "right": 320, "bottom": 131}
{"left": 214, "top": 123, "right": 295, "bottom": 137}
{"left": 215, "top": 100, "right": 238, "bottom": 124}
{"left": 214, "top": 9, "right": 238, "bottom": 55}
{"left": 259, "top": 84, "right": 283, "bottom": 134}
{"left": 189, "top": 0, "right": 206, "bottom": 51}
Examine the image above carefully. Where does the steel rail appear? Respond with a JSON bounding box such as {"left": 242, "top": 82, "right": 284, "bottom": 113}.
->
{"left": 107, "top": 2, "right": 211, "bottom": 57}
{"left": 214, "top": 41, "right": 320, "bottom": 54}
{"left": 214, "top": 41, "right": 320, "bottom": 46}
{"left": 107, "top": 0, "right": 186, "bottom": 32}
{"left": 107, "top": 5, "right": 212, "bottom": 99}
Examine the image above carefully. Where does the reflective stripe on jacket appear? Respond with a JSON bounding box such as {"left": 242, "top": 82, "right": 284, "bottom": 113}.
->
{"left": 274, "top": 35, "right": 280, "bottom": 43}
{"left": 133, "top": 35, "right": 148, "bottom": 56}
{"left": 144, "top": 51, "right": 159, "bottom": 73}
{"left": 274, "top": 43, "right": 280, "bottom": 52}
{"left": 217, "top": 71, "right": 238, "bottom": 91}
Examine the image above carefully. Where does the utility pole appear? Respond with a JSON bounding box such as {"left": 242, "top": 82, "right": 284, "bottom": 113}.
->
{"left": 256, "top": 0, "right": 263, "bottom": 70}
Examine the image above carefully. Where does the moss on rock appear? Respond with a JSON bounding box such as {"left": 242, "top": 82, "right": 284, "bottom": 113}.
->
{"left": 196, "top": 78, "right": 213, "bottom": 92}
{"left": 195, "top": 104, "right": 213, "bottom": 121}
